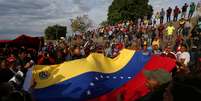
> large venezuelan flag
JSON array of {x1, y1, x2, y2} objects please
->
[{"x1": 33, "y1": 49, "x2": 176, "y2": 101}]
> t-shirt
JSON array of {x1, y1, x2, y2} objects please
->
[
  {"x1": 182, "y1": 5, "x2": 188, "y2": 12},
  {"x1": 189, "y1": 4, "x2": 195, "y2": 12},
  {"x1": 174, "y1": 8, "x2": 180, "y2": 15},
  {"x1": 166, "y1": 26, "x2": 175, "y2": 35},
  {"x1": 179, "y1": 52, "x2": 190, "y2": 66},
  {"x1": 160, "y1": 10, "x2": 165, "y2": 17},
  {"x1": 167, "y1": 8, "x2": 172, "y2": 15}
]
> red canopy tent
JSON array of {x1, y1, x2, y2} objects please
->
[
  {"x1": 0, "y1": 40, "x2": 12, "y2": 44},
  {"x1": 0, "y1": 34, "x2": 44, "y2": 49}
]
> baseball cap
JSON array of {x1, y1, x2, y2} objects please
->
[{"x1": 6, "y1": 56, "x2": 16, "y2": 63}]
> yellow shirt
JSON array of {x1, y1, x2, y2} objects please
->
[
  {"x1": 144, "y1": 20, "x2": 148, "y2": 25},
  {"x1": 166, "y1": 26, "x2": 175, "y2": 35},
  {"x1": 155, "y1": 14, "x2": 160, "y2": 19}
]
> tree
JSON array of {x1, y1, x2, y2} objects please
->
[
  {"x1": 99, "y1": 20, "x2": 109, "y2": 27},
  {"x1": 107, "y1": 0, "x2": 153, "y2": 24},
  {"x1": 71, "y1": 15, "x2": 92, "y2": 32},
  {"x1": 45, "y1": 25, "x2": 67, "y2": 40}
]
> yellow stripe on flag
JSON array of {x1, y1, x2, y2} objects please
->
[{"x1": 33, "y1": 49, "x2": 135, "y2": 88}]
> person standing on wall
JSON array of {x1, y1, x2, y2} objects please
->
[
  {"x1": 188, "y1": 2, "x2": 196, "y2": 19},
  {"x1": 160, "y1": 8, "x2": 165, "y2": 24},
  {"x1": 181, "y1": 3, "x2": 188, "y2": 18},
  {"x1": 166, "y1": 7, "x2": 172, "y2": 22},
  {"x1": 173, "y1": 6, "x2": 181, "y2": 21}
]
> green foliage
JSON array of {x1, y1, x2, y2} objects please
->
[
  {"x1": 107, "y1": 0, "x2": 153, "y2": 24},
  {"x1": 45, "y1": 25, "x2": 67, "y2": 40},
  {"x1": 100, "y1": 20, "x2": 109, "y2": 27},
  {"x1": 71, "y1": 15, "x2": 92, "y2": 32}
]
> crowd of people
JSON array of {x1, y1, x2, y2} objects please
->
[{"x1": 0, "y1": 2, "x2": 201, "y2": 101}]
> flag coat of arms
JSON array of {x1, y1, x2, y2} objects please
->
[{"x1": 32, "y1": 49, "x2": 176, "y2": 101}]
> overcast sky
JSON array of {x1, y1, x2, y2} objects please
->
[{"x1": 0, "y1": 0, "x2": 199, "y2": 39}]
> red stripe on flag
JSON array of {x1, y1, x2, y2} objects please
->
[{"x1": 89, "y1": 55, "x2": 176, "y2": 101}]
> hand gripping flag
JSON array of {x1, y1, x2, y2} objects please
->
[{"x1": 32, "y1": 49, "x2": 176, "y2": 101}]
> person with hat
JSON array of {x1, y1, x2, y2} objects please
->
[
  {"x1": 0, "y1": 54, "x2": 26, "y2": 90},
  {"x1": 177, "y1": 18, "x2": 186, "y2": 37},
  {"x1": 6, "y1": 55, "x2": 19, "y2": 73},
  {"x1": 0, "y1": 58, "x2": 16, "y2": 83},
  {"x1": 152, "y1": 44, "x2": 161, "y2": 55},
  {"x1": 179, "y1": 18, "x2": 186, "y2": 25},
  {"x1": 152, "y1": 37, "x2": 161, "y2": 55}
]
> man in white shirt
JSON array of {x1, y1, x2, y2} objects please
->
[{"x1": 178, "y1": 44, "x2": 190, "y2": 67}]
